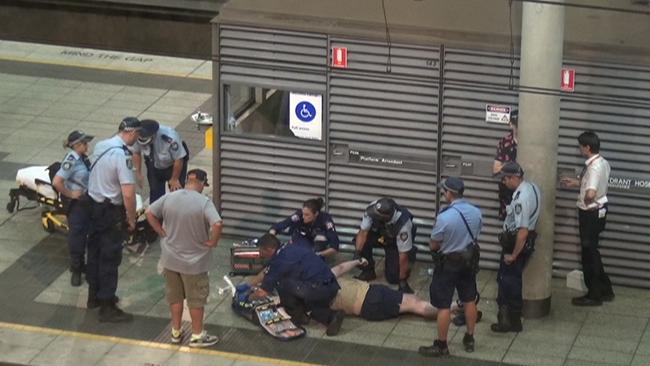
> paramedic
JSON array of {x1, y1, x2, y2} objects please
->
[{"x1": 269, "y1": 197, "x2": 340, "y2": 258}]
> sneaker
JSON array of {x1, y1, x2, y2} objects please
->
[
  {"x1": 326, "y1": 310, "x2": 345, "y2": 337},
  {"x1": 171, "y1": 329, "x2": 182, "y2": 344},
  {"x1": 418, "y1": 340, "x2": 450, "y2": 357},
  {"x1": 189, "y1": 332, "x2": 219, "y2": 348},
  {"x1": 462, "y1": 333, "x2": 475, "y2": 352}
]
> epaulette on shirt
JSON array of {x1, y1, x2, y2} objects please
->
[{"x1": 161, "y1": 134, "x2": 173, "y2": 143}]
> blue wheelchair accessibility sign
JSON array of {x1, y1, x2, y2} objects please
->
[{"x1": 295, "y1": 101, "x2": 316, "y2": 122}]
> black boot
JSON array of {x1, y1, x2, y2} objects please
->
[
  {"x1": 70, "y1": 270, "x2": 82, "y2": 287},
  {"x1": 490, "y1": 305, "x2": 512, "y2": 333},
  {"x1": 418, "y1": 340, "x2": 450, "y2": 357},
  {"x1": 510, "y1": 310, "x2": 523, "y2": 332},
  {"x1": 354, "y1": 268, "x2": 377, "y2": 281},
  {"x1": 98, "y1": 300, "x2": 133, "y2": 323},
  {"x1": 398, "y1": 280, "x2": 414, "y2": 294},
  {"x1": 87, "y1": 288, "x2": 120, "y2": 309}
]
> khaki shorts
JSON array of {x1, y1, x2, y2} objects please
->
[{"x1": 163, "y1": 269, "x2": 210, "y2": 308}]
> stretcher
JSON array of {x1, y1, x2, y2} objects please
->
[
  {"x1": 6, "y1": 163, "x2": 156, "y2": 246},
  {"x1": 223, "y1": 276, "x2": 305, "y2": 341}
]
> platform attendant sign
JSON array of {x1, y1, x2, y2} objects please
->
[{"x1": 289, "y1": 92, "x2": 322, "y2": 140}]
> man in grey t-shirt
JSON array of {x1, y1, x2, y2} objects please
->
[{"x1": 146, "y1": 168, "x2": 223, "y2": 348}]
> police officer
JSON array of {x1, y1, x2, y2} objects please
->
[
  {"x1": 419, "y1": 177, "x2": 481, "y2": 357},
  {"x1": 86, "y1": 117, "x2": 141, "y2": 323},
  {"x1": 353, "y1": 197, "x2": 416, "y2": 294},
  {"x1": 132, "y1": 119, "x2": 188, "y2": 203},
  {"x1": 491, "y1": 162, "x2": 540, "y2": 333},
  {"x1": 269, "y1": 197, "x2": 340, "y2": 258},
  {"x1": 251, "y1": 234, "x2": 345, "y2": 337},
  {"x1": 52, "y1": 130, "x2": 94, "y2": 287}
]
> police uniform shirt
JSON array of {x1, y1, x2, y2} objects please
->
[
  {"x1": 260, "y1": 238, "x2": 337, "y2": 293},
  {"x1": 430, "y1": 199, "x2": 482, "y2": 254},
  {"x1": 88, "y1": 135, "x2": 135, "y2": 205},
  {"x1": 359, "y1": 205, "x2": 414, "y2": 253},
  {"x1": 55, "y1": 150, "x2": 90, "y2": 192},
  {"x1": 503, "y1": 180, "x2": 541, "y2": 232},
  {"x1": 131, "y1": 125, "x2": 187, "y2": 169},
  {"x1": 577, "y1": 154, "x2": 610, "y2": 211},
  {"x1": 272, "y1": 210, "x2": 340, "y2": 250}
]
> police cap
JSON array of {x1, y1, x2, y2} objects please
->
[
  {"x1": 138, "y1": 119, "x2": 160, "y2": 144},
  {"x1": 66, "y1": 130, "x2": 94, "y2": 148},
  {"x1": 118, "y1": 117, "x2": 141, "y2": 132},
  {"x1": 439, "y1": 176, "x2": 465, "y2": 195},
  {"x1": 497, "y1": 162, "x2": 524, "y2": 178},
  {"x1": 366, "y1": 197, "x2": 396, "y2": 223}
]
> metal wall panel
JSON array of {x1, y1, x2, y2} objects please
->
[
  {"x1": 220, "y1": 136, "x2": 327, "y2": 238},
  {"x1": 218, "y1": 25, "x2": 328, "y2": 239},
  {"x1": 328, "y1": 59, "x2": 439, "y2": 253},
  {"x1": 441, "y1": 48, "x2": 520, "y2": 269},
  {"x1": 555, "y1": 59, "x2": 650, "y2": 287}
]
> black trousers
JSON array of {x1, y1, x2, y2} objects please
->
[
  {"x1": 578, "y1": 207, "x2": 613, "y2": 300},
  {"x1": 87, "y1": 202, "x2": 125, "y2": 300},
  {"x1": 277, "y1": 278, "x2": 339, "y2": 325},
  {"x1": 359, "y1": 230, "x2": 416, "y2": 284}
]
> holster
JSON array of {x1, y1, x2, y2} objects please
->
[
  {"x1": 441, "y1": 244, "x2": 480, "y2": 274},
  {"x1": 498, "y1": 230, "x2": 537, "y2": 255}
]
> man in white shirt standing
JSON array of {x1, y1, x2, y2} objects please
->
[{"x1": 561, "y1": 131, "x2": 614, "y2": 306}]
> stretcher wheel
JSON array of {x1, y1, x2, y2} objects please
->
[
  {"x1": 6, "y1": 200, "x2": 16, "y2": 213},
  {"x1": 42, "y1": 217, "x2": 55, "y2": 233}
]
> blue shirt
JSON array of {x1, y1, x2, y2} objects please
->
[
  {"x1": 131, "y1": 125, "x2": 186, "y2": 169},
  {"x1": 261, "y1": 238, "x2": 337, "y2": 293},
  {"x1": 88, "y1": 135, "x2": 135, "y2": 205},
  {"x1": 504, "y1": 180, "x2": 541, "y2": 232},
  {"x1": 55, "y1": 150, "x2": 90, "y2": 192},
  {"x1": 271, "y1": 210, "x2": 340, "y2": 251},
  {"x1": 430, "y1": 199, "x2": 482, "y2": 254}
]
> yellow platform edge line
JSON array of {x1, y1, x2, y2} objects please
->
[
  {"x1": 0, "y1": 321, "x2": 318, "y2": 366},
  {"x1": 0, "y1": 55, "x2": 211, "y2": 80}
]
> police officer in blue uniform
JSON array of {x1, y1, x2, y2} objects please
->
[
  {"x1": 52, "y1": 130, "x2": 94, "y2": 287},
  {"x1": 252, "y1": 234, "x2": 345, "y2": 336},
  {"x1": 491, "y1": 162, "x2": 541, "y2": 333},
  {"x1": 420, "y1": 177, "x2": 481, "y2": 357},
  {"x1": 353, "y1": 197, "x2": 417, "y2": 294},
  {"x1": 131, "y1": 119, "x2": 188, "y2": 203},
  {"x1": 86, "y1": 117, "x2": 141, "y2": 323},
  {"x1": 269, "y1": 197, "x2": 340, "y2": 258}
]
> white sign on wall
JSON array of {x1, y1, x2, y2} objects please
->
[
  {"x1": 485, "y1": 104, "x2": 512, "y2": 124},
  {"x1": 289, "y1": 92, "x2": 322, "y2": 140}
]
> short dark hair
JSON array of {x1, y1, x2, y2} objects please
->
[
  {"x1": 578, "y1": 131, "x2": 600, "y2": 153},
  {"x1": 303, "y1": 197, "x2": 324, "y2": 214},
  {"x1": 259, "y1": 233, "x2": 281, "y2": 251},
  {"x1": 510, "y1": 109, "x2": 518, "y2": 127}
]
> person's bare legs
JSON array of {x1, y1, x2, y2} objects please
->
[
  {"x1": 437, "y1": 308, "x2": 451, "y2": 341},
  {"x1": 399, "y1": 293, "x2": 437, "y2": 319},
  {"x1": 189, "y1": 307, "x2": 205, "y2": 335},
  {"x1": 170, "y1": 302, "x2": 183, "y2": 330}
]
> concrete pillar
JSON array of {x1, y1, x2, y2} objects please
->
[{"x1": 518, "y1": 0, "x2": 565, "y2": 318}]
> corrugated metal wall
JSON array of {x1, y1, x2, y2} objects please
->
[
  {"x1": 441, "y1": 48, "x2": 520, "y2": 269},
  {"x1": 218, "y1": 25, "x2": 328, "y2": 238},
  {"x1": 216, "y1": 25, "x2": 650, "y2": 287},
  {"x1": 554, "y1": 60, "x2": 650, "y2": 288},
  {"x1": 327, "y1": 39, "x2": 440, "y2": 252}
]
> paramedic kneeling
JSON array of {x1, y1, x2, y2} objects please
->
[
  {"x1": 52, "y1": 130, "x2": 94, "y2": 287},
  {"x1": 86, "y1": 117, "x2": 140, "y2": 323},
  {"x1": 251, "y1": 234, "x2": 345, "y2": 336}
]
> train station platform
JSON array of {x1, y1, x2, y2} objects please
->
[{"x1": 1, "y1": 41, "x2": 650, "y2": 366}]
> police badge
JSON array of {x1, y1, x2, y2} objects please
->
[
  {"x1": 399, "y1": 232, "x2": 409, "y2": 241},
  {"x1": 62, "y1": 161, "x2": 72, "y2": 170},
  {"x1": 126, "y1": 157, "x2": 134, "y2": 170},
  {"x1": 515, "y1": 203, "x2": 522, "y2": 215}
]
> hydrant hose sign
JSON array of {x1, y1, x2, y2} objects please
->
[
  {"x1": 485, "y1": 104, "x2": 512, "y2": 124},
  {"x1": 289, "y1": 92, "x2": 322, "y2": 141}
]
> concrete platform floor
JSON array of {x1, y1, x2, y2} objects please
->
[{"x1": 1, "y1": 41, "x2": 650, "y2": 366}]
